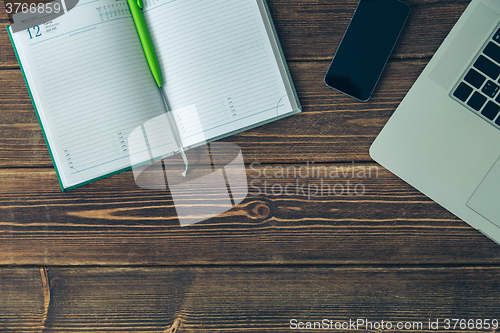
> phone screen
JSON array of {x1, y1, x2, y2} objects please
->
[{"x1": 324, "y1": 0, "x2": 410, "y2": 101}]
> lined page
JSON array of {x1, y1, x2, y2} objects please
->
[
  {"x1": 143, "y1": 0, "x2": 295, "y2": 147},
  {"x1": 11, "y1": 0, "x2": 170, "y2": 189}
]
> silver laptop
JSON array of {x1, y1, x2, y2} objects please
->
[{"x1": 370, "y1": 0, "x2": 500, "y2": 244}]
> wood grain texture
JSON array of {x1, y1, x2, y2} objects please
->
[
  {"x1": 2, "y1": 0, "x2": 500, "y2": 330},
  {"x1": 267, "y1": 0, "x2": 468, "y2": 60},
  {"x1": 0, "y1": 59, "x2": 429, "y2": 167},
  {"x1": 3, "y1": 266, "x2": 499, "y2": 332},
  {"x1": 0, "y1": 6, "x2": 7, "y2": 21},
  {"x1": 2, "y1": 164, "x2": 500, "y2": 265},
  {"x1": 0, "y1": 0, "x2": 468, "y2": 68},
  {"x1": 0, "y1": 268, "x2": 46, "y2": 331}
]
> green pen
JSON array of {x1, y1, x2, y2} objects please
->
[
  {"x1": 128, "y1": 0, "x2": 189, "y2": 176},
  {"x1": 127, "y1": 0, "x2": 163, "y2": 87}
]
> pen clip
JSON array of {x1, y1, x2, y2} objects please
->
[{"x1": 137, "y1": 0, "x2": 143, "y2": 9}]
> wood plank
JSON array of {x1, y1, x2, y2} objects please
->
[
  {"x1": 0, "y1": 4, "x2": 8, "y2": 21},
  {"x1": 267, "y1": 0, "x2": 468, "y2": 60},
  {"x1": 0, "y1": 59, "x2": 429, "y2": 167},
  {"x1": 0, "y1": 68, "x2": 50, "y2": 168},
  {"x1": 0, "y1": 0, "x2": 469, "y2": 68},
  {"x1": 0, "y1": 22, "x2": 16, "y2": 68},
  {"x1": 16, "y1": 266, "x2": 500, "y2": 332},
  {"x1": 0, "y1": 268, "x2": 45, "y2": 331},
  {"x1": 2, "y1": 164, "x2": 500, "y2": 266}
]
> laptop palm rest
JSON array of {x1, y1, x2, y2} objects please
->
[{"x1": 467, "y1": 155, "x2": 500, "y2": 226}]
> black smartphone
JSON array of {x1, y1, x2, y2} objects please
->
[{"x1": 324, "y1": 0, "x2": 410, "y2": 102}]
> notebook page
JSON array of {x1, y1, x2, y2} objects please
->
[
  {"x1": 11, "y1": 0, "x2": 173, "y2": 189},
  {"x1": 143, "y1": 0, "x2": 295, "y2": 147}
]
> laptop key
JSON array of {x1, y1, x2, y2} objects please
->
[
  {"x1": 481, "y1": 80, "x2": 500, "y2": 98},
  {"x1": 452, "y1": 27, "x2": 500, "y2": 127},
  {"x1": 494, "y1": 28, "x2": 500, "y2": 43},
  {"x1": 467, "y1": 91, "x2": 487, "y2": 111},
  {"x1": 453, "y1": 82, "x2": 473, "y2": 102},
  {"x1": 474, "y1": 55, "x2": 500, "y2": 80},
  {"x1": 464, "y1": 68, "x2": 486, "y2": 88},
  {"x1": 481, "y1": 101, "x2": 500, "y2": 121},
  {"x1": 484, "y1": 42, "x2": 500, "y2": 64}
]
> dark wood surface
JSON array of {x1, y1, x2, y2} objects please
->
[{"x1": 2, "y1": 0, "x2": 500, "y2": 331}]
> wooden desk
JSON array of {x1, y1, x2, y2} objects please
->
[{"x1": 2, "y1": 0, "x2": 500, "y2": 331}]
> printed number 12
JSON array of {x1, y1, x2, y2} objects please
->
[{"x1": 27, "y1": 26, "x2": 42, "y2": 39}]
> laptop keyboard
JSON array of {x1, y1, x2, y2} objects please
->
[{"x1": 452, "y1": 27, "x2": 500, "y2": 128}]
